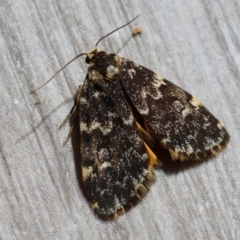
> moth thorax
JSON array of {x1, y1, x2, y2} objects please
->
[{"x1": 87, "y1": 49, "x2": 121, "y2": 80}]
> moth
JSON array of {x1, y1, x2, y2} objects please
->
[{"x1": 34, "y1": 16, "x2": 229, "y2": 220}]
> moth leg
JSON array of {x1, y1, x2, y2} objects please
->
[
  {"x1": 104, "y1": 76, "x2": 119, "y2": 84},
  {"x1": 60, "y1": 85, "x2": 82, "y2": 144},
  {"x1": 135, "y1": 121, "x2": 162, "y2": 167}
]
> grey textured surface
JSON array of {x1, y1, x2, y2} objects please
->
[{"x1": 0, "y1": 0, "x2": 239, "y2": 239}]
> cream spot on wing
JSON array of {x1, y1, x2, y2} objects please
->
[
  {"x1": 82, "y1": 166, "x2": 93, "y2": 181},
  {"x1": 91, "y1": 202, "x2": 99, "y2": 210},
  {"x1": 128, "y1": 68, "x2": 136, "y2": 79},
  {"x1": 204, "y1": 136, "x2": 224, "y2": 151},
  {"x1": 106, "y1": 65, "x2": 119, "y2": 78},
  {"x1": 133, "y1": 169, "x2": 149, "y2": 193},
  {"x1": 140, "y1": 74, "x2": 164, "y2": 100},
  {"x1": 169, "y1": 142, "x2": 194, "y2": 160},
  {"x1": 161, "y1": 138, "x2": 170, "y2": 148},
  {"x1": 141, "y1": 90, "x2": 147, "y2": 98},
  {"x1": 108, "y1": 111, "x2": 117, "y2": 118},
  {"x1": 89, "y1": 121, "x2": 100, "y2": 132},
  {"x1": 169, "y1": 149, "x2": 180, "y2": 160},
  {"x1": 172, "y1": 100, "x2": 184, "y2": 112},
  {"x1": 190, "y1": 96, "x2": 202, "y2": 108},
  {"x1": 182, "y1": 108, "x2": 191, "y2": 117},
  {"x1": 99, "y1": 161, "x2": 111, "y2": 170},
  {"x1": 145, "y1": 88, "x2": 163, "y2": 100},
  {"x1": 217, "y1": 122, "x2": 224, "y2": 129},
  {"x1": 80, "y1": 120, "x2": 112, "y2": 135},
  {"x1": 186, "y1": 143, "x2": 194, "y2": 154},
  {"x1": 152, "y1": 74, "x2": 165, "y2": 87},
  {"x1": 142, "y1": 168, "x2": 149, "y2": 177},
  {"x1": 153, "y1": 91, "x2": 163, "y2": 99},
  {"x1": 113, "y1": 196, "x2": 122, "y2": 211},
  {"x1": 93, "y1": 91, "x2": 100, "y2": 98},
  {"x1": 132, "y1": 62, "x2": 140, "y2": 68},
  {"x1": 135, "y1": 183, "x2": 147, "y2": 197},
  {"x1": 80, "y1": 97, "x2": 89, "y2": 105},
  {"x1": 122, "y1": 114, "x2": 134, "y2": 125},
  {"x1": 132, "y1": 178, "x2": 139, "y2": 189},
  {"x1": 98, "y1": 148, "x2": 110, "y2": 160},
  {"x1": 80, "y1": 121, "x2": 88, "y2": 131},
  {"x1": 203, "y1": 122, "x2": 211, "y2": 128},
  {"x1": 90, "y1": 121, "x2": 112, "y2": 135},
  {"x1": 136, "y1": 106, "x2": 149, "y2": 115},
  {"x1": 142, "y1": 153, "x2": 148, "y2": 160},
  {"x1": 162, "y1": 138, "x2": 170, "y2": 144}
]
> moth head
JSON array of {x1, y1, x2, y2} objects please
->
[{"x1": 86, "y1": 48, "x2": 121, "y2": 79}]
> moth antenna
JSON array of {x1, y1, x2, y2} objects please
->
[
  {"x1": 31, "y1": 14, "x2": 141, "y2": 93},
  {"x1": 95, "y1": 14, "x2": 141, "y2": 47},
  {"x1": 31, "y1": 52, "x2": 87, "y2": 93}
]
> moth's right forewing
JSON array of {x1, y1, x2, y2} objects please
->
[{"x1": 120, "y1": 59, "x2": 229, "y2": 161}]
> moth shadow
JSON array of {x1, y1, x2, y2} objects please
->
[
  {"x1": 70, "y1": 114, "x2": 89, "y2": 200},
  {"x1": 16, "y1": 98, "x2": 73, "y2": 144},
  {"x1": 153, "y1": 145, "x2": 211, "y2": 174}
]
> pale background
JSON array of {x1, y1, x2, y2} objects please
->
[{"x1": 0, "y1": 0, "x2": 239, "y2": 239}]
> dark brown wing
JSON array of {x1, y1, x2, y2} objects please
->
[
  {"x1": 79, "y1": 75, "x2": 154, "y2": 220},
  {"x1": 120, "y1": 59, "x2": 229, "y2": 161}
]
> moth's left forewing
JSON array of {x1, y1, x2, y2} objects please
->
[
  {"x1": 78, "y1": 74, "x2": 155, "y2": 220},
  {"x1": 120, "y1": 59, "x2": 229, "y2": 161}
]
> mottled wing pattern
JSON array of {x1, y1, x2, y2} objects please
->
[
  {"x1": 120, "y1": 59, "x2": 229, "y2": 161},
  {"x1": 79, "y1": 75, "x2": 154, "y2": 220}
]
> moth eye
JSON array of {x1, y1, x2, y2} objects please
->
[{"x1": 86, "y1": 56, "x2": 90, "y2": 64}]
